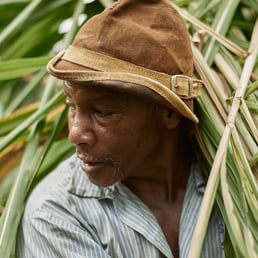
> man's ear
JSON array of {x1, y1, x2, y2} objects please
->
[{"x1": 162, "y1": 109, "x2": 182, "y2": 129}]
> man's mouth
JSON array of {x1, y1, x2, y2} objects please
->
[
  {"x1": 80, "y1": 159, "x2": 102, "y2": 174},
  {"x1": 77, "y1": 154, "x2": 115, "y2": 174}
]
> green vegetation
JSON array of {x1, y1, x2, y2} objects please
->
[{"x1": 0, "y1": 0, "x2": 257, "y2": 257}]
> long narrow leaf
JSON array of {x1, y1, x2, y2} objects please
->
[
  {"x1": 188, "y1": 18, "x2": 258, "y2": 258},
  {"x1": 0, "y1": 57, "x2": 50, "y2": 80},
  {"x1": 0, "y1": 120, "x2": 44, "y2": 257},
  {"x1": 0, "y1": 0, "x2": 41, "y2": 46},
  {"x1": 0, "y1": 90, "x2": 64, "y2": 151}
]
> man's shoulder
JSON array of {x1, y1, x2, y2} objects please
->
[{"x1": 24, "y1": 155, "x2": 80, "y2": 218}]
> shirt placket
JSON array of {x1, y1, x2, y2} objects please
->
[{"x1": 114, "y1": 186, "x2": 173, "y2": 258}]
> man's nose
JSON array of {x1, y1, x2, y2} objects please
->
[{"x1": 68, "y1": 114, "x2": 96, "y2": 146}]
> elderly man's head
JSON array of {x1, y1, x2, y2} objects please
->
[{"x1": 48, "y1": 0, "x2": 202, "y2": 123}]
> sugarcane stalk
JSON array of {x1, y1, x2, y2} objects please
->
[
  {"x1": 169, "y1": 1, "x2": 248, "y2": 59},
  {"x1": 187, "y1": 18, "x2": 258, "y2": 258}
]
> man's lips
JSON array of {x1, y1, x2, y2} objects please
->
[
  {"x1": 77, "y1": 154, "x2": 114, "y2": 172},
  {"x1": 81, "y1": 160, "x2": 102, "y2": 169},
  {"x1": 81, "y1": 160, "x2": 104, "y2": 167},
  {"x1": 78, "y1": 155, "x2": 106, "y2": 164}
]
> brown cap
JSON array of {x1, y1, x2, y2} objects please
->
[{"x1": 47, "y1": 0, "x2": 202, "y2": 122}]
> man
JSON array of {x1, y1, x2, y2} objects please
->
[{"x1": 16, "y1": 0, "x2": 225, "y2": 257}]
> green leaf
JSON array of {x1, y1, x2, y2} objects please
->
[
  {"x1": 0, "y1": 0, "x2": 41, "y2": 46},
  {"x1": 0, "y1": 90, "x2": 64, "y2": 152},
  {"x1": 0, "y1": 57, "x2": 50, "y2": 80},
  {"x1": 203, "y1": 0, "x2": 240, "y2": 65}
]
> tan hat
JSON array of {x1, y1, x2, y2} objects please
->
[{"x1": 47, "y1": 0, "x2": 202, "y2": 122}]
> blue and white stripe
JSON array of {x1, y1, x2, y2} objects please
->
[{"x1": 16, "y1": 155, "x2": 224, "y2": 258}]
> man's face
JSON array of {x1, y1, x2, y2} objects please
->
[{"x1": 64, "y1": 82, "x2": 166, "y2": 186}]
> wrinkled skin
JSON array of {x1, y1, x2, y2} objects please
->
[
  {"x1": 64, "y1": 81, "x2": 173, "y2": 186},
  {"x1": 64, "y1": 81, "x2": 192, "y2": 257}
]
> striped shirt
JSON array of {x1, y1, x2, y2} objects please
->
[{"x1": 16, "y1": 155, "x2": 224, "y2": 258}]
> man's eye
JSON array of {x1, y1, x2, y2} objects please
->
[
  {"x1": 94, "y1": 109, "x2": 113, "y2": 117},
  {"x1": 64, "y1": 101, "x2": 75, "y2": 111}
]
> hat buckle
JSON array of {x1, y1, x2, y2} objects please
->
[{"x1": 171, "y1": 75, "x2": 202, "y2": 99}]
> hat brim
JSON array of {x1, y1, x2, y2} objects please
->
[{"x1": 47, "y1": 47, "x2": 201, "y2": 123}]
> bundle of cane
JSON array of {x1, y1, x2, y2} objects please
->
[{"x1": 172, "y1": 4, "x2": 258, "y2": 257}]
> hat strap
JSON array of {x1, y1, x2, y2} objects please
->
[{"x1": 61, "y1": 45, "x2": 202, "y2": 100}]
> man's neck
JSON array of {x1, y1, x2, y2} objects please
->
[{"x1": 122, "y1": 157, "x2": 191, "y2": 204}]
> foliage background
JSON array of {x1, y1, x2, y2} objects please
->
[{"x1": 0, "y1": 0, "x2": 257, "y2": 257}]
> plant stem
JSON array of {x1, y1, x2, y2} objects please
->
[{"x1": 0, "y1": 0, "x2": 41, "y2": 46}]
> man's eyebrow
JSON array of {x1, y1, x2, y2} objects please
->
[
  {"x1": 63, "y1": 82, "x2": 87, "y2": 95},
  {"x1": 63, "y1": 81, "x2": 71, "y2": 88},
  {"x1": 63, "y1": 86, "x2": 71, "y2": 97}
]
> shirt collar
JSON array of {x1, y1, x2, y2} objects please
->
[
  {"x1": 67, "y1": 155, "x2": 206, "y2": 199},
  {"x1": 191, "y1": 161, "x2": 207, "y2": 193}
]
